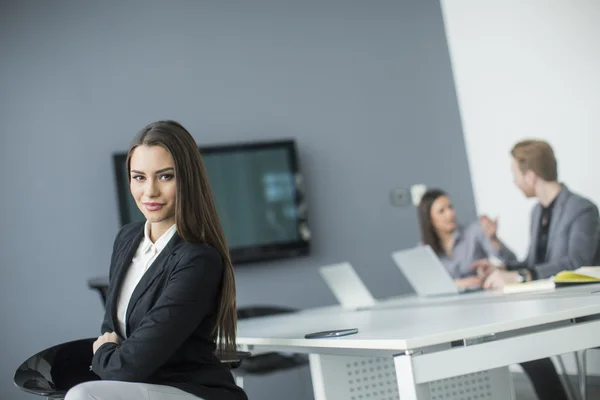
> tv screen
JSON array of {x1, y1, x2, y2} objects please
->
[{"x1": 113, "y1": 139, "x2": 310, "y2": 265}]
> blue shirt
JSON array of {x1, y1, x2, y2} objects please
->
[{"x1": 438, "y1": 222, "x2": 517, "y2": 279}]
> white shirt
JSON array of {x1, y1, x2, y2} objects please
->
[{"x1": 115, "y1": 222, "x2": 178, "y2": 337}]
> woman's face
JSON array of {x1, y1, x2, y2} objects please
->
[
  {"x1": 430, "y1": 195, "x2": 457, "y2": 234},
  {"x1": 129, "y1": 145, "x2": 177, "y2": 228}
]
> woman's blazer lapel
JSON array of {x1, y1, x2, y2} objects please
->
[
  {"x1": 123, "y1": 234, "x2": 182, "y2": 337},
  {"x1": 109, "y1": 227, "x2": 144, "y2": 338}
]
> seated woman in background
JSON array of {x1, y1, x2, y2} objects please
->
[
  {"x1": 419, "y1": 188, "x2": 569, "y2": 400},
  {"x1": 417, "y1": 189, "x2": 517, "y2": 289}
]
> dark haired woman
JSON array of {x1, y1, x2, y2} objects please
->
[
  {"x1": 417, "y1": 189, "x2": 516, "y2": 289},
  {"x1": 66, "y1": 121, "x2": 247, "y2": 400}
]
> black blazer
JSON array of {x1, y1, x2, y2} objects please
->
[{"x1": 91, "y1": 222, "x2": 247, "y2": 400}]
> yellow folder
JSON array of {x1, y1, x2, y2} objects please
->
[
  {"x1": 554, "y1": 267, "x2": 600, "y2": 283},
  {"x1": 503, "y1": 266, "x2": 600, "y2": 294}
]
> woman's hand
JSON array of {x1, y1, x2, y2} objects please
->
[
  {"x1": 455, "y1": 275, "x2": 483, "y2": 290},
  {"x1": 472, "y1": 258, "x2": 498, "y2": 279},
  {"x1": 93, "y1": 332, "x2": 120, "y2": 354},
  {"x1": 483, "y1": 269, "x2": 521, "y2": 290}
]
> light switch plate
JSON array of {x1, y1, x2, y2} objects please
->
[{"x1": 390, "y1": 188, "x2": 410, "y2": 207}]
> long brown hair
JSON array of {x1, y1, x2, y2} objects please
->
[
  {"x1": 417, "y1": 189, "x2": 447, "y2": 255},
  {"x1": 126, "y1": 120, "x2": 237, "y2": 353}
]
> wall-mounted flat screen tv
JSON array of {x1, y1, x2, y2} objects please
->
[{"x1": 113, "y1": 139, "x2": 310, "y2": 265}]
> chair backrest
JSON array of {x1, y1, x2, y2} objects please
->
[
  {"x1": 237, "y1": 305, "x2": 296, "y2": 320},
  {"x1": 87, "y1": 277, "x2": 109, "y2": 306}
]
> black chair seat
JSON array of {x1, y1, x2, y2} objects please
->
[
  {"x1": 14, "y1": 338, "x2": 100, "y2": 398},
  {"x1": 235, "y1": 352, "x2": 308, "y2": 375},
  {"x1": 15, "y1": 338, "x2": 250, "y2": 398}
]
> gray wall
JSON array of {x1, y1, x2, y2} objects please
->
[{"x1": 0, "y1": 1, "x2": 476, "y2": 399}]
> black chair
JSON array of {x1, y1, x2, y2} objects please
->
[
  {"x1": 87, "y1": 277, "x2": 109, "y2": 306},
  {"x1": 14, "y1": 338, "x2": 250, "y2": 399},
  {"x1": 14, "y1": 338, "x2": 100, "y2": 399},
  {"x1": 233, "y1": 306, "x2": 309, "y2": 388}
]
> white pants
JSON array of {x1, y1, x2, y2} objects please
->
[{"x1": 65, "y1": 381, "x2": 203, "y2": 400}]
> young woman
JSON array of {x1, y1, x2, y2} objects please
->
[
  {"x1": 66, "y1": 121, "x2": 247, "y2": 400},
  {"x1": 417, "y1": 189, "x2": 517, "y2": 289}
]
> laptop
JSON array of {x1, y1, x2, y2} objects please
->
[
  {"x1": 391, "y1": 245, "x2": 482, "y2": 297},
  {"x1": 319, "y1": 263, "x2": 377, "y2": 310},
  {"x1": 319, "y1": 262, "x2": 413, "y2": 310}
]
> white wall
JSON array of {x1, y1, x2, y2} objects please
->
[
  {"x1": 440, "y1": 0, "x2": 600, "y2": 375},
  {"x1": 440, "y1": 0, "x2": 600, "y2": 259}
]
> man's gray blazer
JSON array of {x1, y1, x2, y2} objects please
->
[{"x1": 513, "y1": 185, "x2": 600, "y2": 278}]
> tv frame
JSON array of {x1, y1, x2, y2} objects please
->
[{"x1": 113, "y1": 139, "x2": 310, "y2": 265}]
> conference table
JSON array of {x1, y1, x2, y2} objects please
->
[{"x1": 236, "y1": 284, "x2": 600, "y2": 400}]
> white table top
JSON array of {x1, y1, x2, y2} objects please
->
[
  {"x1": 237, "y1": 286, "x2": 600, "y2": 352},
  {"x1": 373, "y1": 282, "x2": 600, "y2": 308}
]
